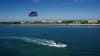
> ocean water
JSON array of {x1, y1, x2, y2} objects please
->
[{"x1": 0, "y1": 24, "x2": 100, "y2": 56}]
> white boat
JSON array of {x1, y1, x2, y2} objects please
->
[{"x1": 49, "y1": 42, "x2": 67, "y2": 48}]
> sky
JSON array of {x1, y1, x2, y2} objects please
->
[{"x1": 0, "y1": 0, "x2": 100, "y2": 21}]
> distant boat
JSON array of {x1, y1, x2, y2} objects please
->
[
  {"x1": 49, "y1": 42, "x2": 67, "y2": 48},
  {"x1": 55, "y1": 42, "x2": 67, "y2": 48}
]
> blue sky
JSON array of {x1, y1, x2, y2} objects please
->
[{"x1": 0, "y1": 0, "x2": 100, "y2": 21}]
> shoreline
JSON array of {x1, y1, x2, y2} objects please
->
[
  {"x1": 66, "y1": 24, "x2": 100, "y2": 25},
  {"x1": 0, "y1": 24, "x2": 100, "y2": 25}
]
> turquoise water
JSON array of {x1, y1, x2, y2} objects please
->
[{"x1": 0, "y1": 25, "x2": 100, "y2": 56}]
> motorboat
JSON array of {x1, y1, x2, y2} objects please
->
[{"x1": 49, "y1": 42, "x2": 67, "y2": 48}]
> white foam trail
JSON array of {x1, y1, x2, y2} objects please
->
[{"x1": 0, "y1": 37, "x2": 67, "y2": 48}]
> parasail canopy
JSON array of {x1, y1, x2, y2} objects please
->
[{"x1": 29, "y1": 11, "x2": 38, "y2": 17}]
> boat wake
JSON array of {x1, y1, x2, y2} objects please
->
[{"x1": 0, "y1": 37, "x2": 67, "y2": 48}]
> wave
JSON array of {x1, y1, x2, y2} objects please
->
[{"x1": 0, "y1": 37, "x2": 67, "y2": 48}]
